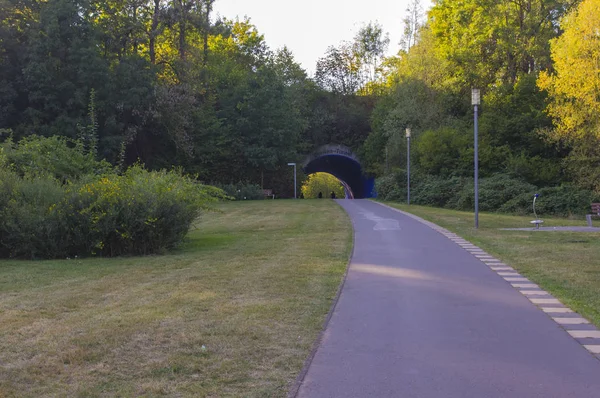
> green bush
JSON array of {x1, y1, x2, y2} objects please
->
[
  {"x1": 375, "y1": 172, "x2": 406, "y2": 201},
  {"x1": 1, "y1": 135, "x2": 112, "y2": 181},
  {"x1": 301, "y1": 173, "x2": 345, "y2": 199},
  {"x1": 412, "y1": 174, "x2": 466, "y2": 208},
  {"x1": 375, "y1": 168, "x2": 598, "y2": 217},
  {"x1": 0, "y1": 170, "x2": 67, "y2": 258},
  {"x1": 500, "y1": 185, "x2": 600, "y2": 217},
  {"x1": 217, "y1": 182, "x2": 264, "y2": 200},
  {"x1": 0, "y1": 165, "x2": 225, "y2": 259},
  {"x1": 442, "y1": 174, "x2": 536, "y2": 212}
]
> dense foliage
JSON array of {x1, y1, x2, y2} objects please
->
[
  {"x1": 376, "y1": 173, "x2": 599, "y2": 216},
  {"x1": 1, "y1": 0, "x2": 599, "y2": 216},
  {"x1": 301, "y1": 173, "x2": 345, "y2": 199},
  {"x1": 0, "y1": 0, "x2": 376, "y2": 197},
  {"x1": 366, "y1": 0, "x2": 600, "y2": 214},
  {"x1": 0, "y1": 136, "x2": 224, "y2": 259}
]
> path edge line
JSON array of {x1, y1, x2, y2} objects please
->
[{"x1": 287, "y1": 200, "x2": 356, "y2": 398}]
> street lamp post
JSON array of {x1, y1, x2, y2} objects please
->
[
  {"x1": 472, "y1": 88, "x2": 480, "y2": 229},
  {"x1": 405, "y1": 127, "x2": 411, "y2": 205},
  {"x1": 287, "y1": 162, "x2": 297, "y2": 199}
]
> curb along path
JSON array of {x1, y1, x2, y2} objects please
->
[{"x1": 295, "y1": 200, "x2": 600, "y2": 398}]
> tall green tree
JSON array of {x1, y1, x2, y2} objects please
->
[{"x1": 429, "y1": 0, "x2": 572, "y2": 88}]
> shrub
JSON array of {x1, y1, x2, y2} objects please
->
[
  {"x1": 412, "y1": 174, "x2": 466, "y2": 208},
  {"x1": 501, "y1": 185, "x2": 600, "y2": 217},
  {"x1": 0, "y1": 165, "x2": 225, "y2": 259},
  {"x1": 0, "y1": 170, "x2": 67, "y2": 258},
  {"x1": 217, "y1": 182, "x2": 264, "y2": 200},
  {"x1": 444, "y1": 174, "x2": 535, "y2": 211},
  {"x1": 478, "y1": 174, "x2": 536, "y2": 212},
  {"x1": 1, "y1": 135, "x2": 112, "y2": 181},
  {"x1": 374, "y1": 169, "x2": 598, "y2": 217},
  {"x1": 375, "y1": 172, "x2": 406, "y2": 201},
  {"x1": 302, "y1": 173, "x2": 345, "y2": 199}
]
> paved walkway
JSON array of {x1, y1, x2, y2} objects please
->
[{"x1": 296, "y1": 200, "x2": 600, "y2": 398}]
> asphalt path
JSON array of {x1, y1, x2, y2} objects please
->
[{"x1": 296, "y1": 199, "x2": 600, "y2": 398}]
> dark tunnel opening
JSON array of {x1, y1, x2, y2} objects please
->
[{"x1": 304, "y1": 154, "x2": 368, "y2": 199}]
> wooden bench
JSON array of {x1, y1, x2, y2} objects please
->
[
  {"x1": 263, "y1": 189, "x2": 275, "y2": 199},
  {"x1": 586, "y1": 203, "x2": 600, "y2": 227}
]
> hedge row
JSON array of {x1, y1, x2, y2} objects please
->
[{"x1": 376, "y1": 172, "x2": 600, "y2": 217}]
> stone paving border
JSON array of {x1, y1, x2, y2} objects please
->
[{"x1": 376, "y1": 202, "x2": 600, "y2": 361}]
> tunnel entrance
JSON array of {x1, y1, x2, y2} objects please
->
[{"x1": 303, "y1": 145, "x2": 374, "y2": 199}]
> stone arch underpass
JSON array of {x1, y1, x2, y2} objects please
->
[{"x1": 303, "y1": 145, "x2": 374, "y2": 199}]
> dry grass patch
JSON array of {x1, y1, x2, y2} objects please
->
[
  {"x1": 0, "y1": 200, "x2": 351, "y2": 397},
  {"x1": 384, "y1": 202, "x2": 600, "y2": 327}
]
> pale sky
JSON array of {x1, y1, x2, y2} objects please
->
[{"x1": 213, "y1": 0, "x2": 426, "y2": 76}]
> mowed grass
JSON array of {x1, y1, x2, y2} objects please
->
[
  {"x1": 0, "y1": 200, "x2": 351, "y2": 397},
  {"x1": 383, "y1": 202, "x2": 600, "y2": 327}
]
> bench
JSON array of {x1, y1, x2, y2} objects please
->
[
  {"x1": 263, "y1": 189, "x2": 275, "y2": 199},
  {"x1": 586, "y1": 203, "x2": 600, "y2": 227}
]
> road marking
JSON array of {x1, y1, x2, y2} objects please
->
[
  {"x1": 498, "y1": 272, "x2": 521, "y2": 276},
  {"x1": 569, "y1": 331, "x2": 600, "y2": 338},
  {"x1": 493, "y1": 267, "x2": 515, "y2": 271},
  {"x1": 482, "y1": 259, "x2": 502, "y2": 263},
  {"x1": 504, "y1": 277, "x2": 529, "y2": 282},
  {"x1": 530, "y1": 298, "x2": 561, "y2": 304},
  {"x1": 541, "y1": 307, "x2": 573, "y2": 313},
  {"x1": 583, "y1": 345, "x2": 600, "y2": 354},
  {"x1": 553, "y1": 317, "x2": 590, "y2": 325}
]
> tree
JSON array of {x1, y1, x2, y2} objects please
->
[
  {"x1": 400, "y1": 0, "x2": 424, "y2": 51},
  {"x1": 538, "y1": 0, "x2": 600, "y2": 142},
  {"x1": 538, "y1": 0, "x2": 600, "y2": 192},
  {"x1": 353, "y1": 22, "x2": 390, "y2": 90},
  {"x1": 429, "y1": 0, "x2": 571, "y2": 88},
  {"x1": 315, "y1": 42, "x2": 361, "y2": 95},
  {"x1": 21, "y1": 0, "x2": 109, "y2": 138}
]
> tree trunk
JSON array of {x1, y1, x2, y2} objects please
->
[
  {"x1": 203, "y1": 0, "x2": 212, "y2": 67},
  {"x1": 132, "y1": 4, "x2": 138, "y2": 54},
  {"x1": 149, "y1": 0, "x2": 160, "y2": 64},
  {"x1": 177, "y1": 0, "x2": 186, "y2": 61}
]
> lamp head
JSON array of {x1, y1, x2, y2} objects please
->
[{"x1": 471, "y1": 88, "x2": 481, "y2": 106}]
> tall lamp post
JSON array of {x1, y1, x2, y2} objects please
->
[
  {"x1": 405, "y1": 127, "x2": 411, "y2": 205},
  {"x1": 287, "y1": 162, "x2": 297, "y2": 199},
  {"x1": 472, "y1": 88, "x2": 480, "y2": 229}
]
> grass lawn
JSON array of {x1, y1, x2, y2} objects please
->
[
  {"x1": 383, "y1": 202, "x2": 600, "y2": 327},
  {"x1": 0, "y1": 200, "x2": 351, "y2": 397}
]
